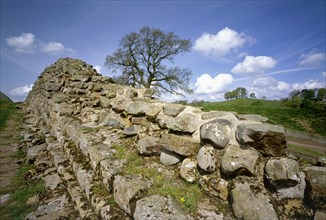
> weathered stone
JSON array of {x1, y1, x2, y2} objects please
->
[
  {"x1": 160, "y1": 149, "x2": 182, "y2": 165},
  {"x1": 43, "y1": 173, "x2": 62, "y2": 190},
  {"x1": 163, "y1": 104, "x2": 185, "y2": 117},
  {"x1": 236, "y1": 123, "x2": 287, "y2": 156},
  {"x1": 221, "y1": 144, "x2": 258, "y2": 177},
  {"x1": 132, "y1": 117, "x2": 145, "y2": 125},
  {"x1": 305, "y1": 166, "x2": 326, "y2": 210},
  {"x1": 237, "y1": 114, "x2": 268, "y2": 122},
  {"x1": 126, "y1": 100, "x2": 162, "y2": 117},
  {"x1": 100, "y1": 159, "x2": 127, "y2": 188},
  {"x1": 231, "y1": 182, "x2": 278, "y2": 220},
  {"x1": 276, "y1": 172, "x2": 306, "y2": 199},
  {"x1": 314, "y1": 211, "x2": 326, "y2": 220},
  {"x1": 166, "y1": 112, "x2": 202, "y2": 133},
  {"x1": 88, "y1": 145, "x2": 115, "y2": 170},
  {"x1": 200, "y1": 119, "x2": 233, "y2": 149},
  {"x1": 99, "y1": 96, "x2": 111, "y2": 108},
  {"x1": 100, "y1": 205, "x2": 130, "y2": 220},
  {"x1": 134, "y1": 195, "x2": 191, "y2": 220},
  {"x1": 160, "y1": 133, "x2": 200, "y2": 156},
  {"x1": 0, "y1": 194, "x2": 10, "y2": 204},
  {"x1": 113, "y1": 175, "x2": 150, "y2": 214},
  {"x1": 180, "y1": 158, "x2": 199, "y2": 183},
  {"x1": 75, "y1": 164, "x2": 94, "y2": 200},
  {"x1": 25, "y1": 194, "x2": 69, "y2": 219},
  {"x1": 110, "y1": 96, "x2": 129, "y2": 112},
  {"x1": 123, "y1": 125, "x2": 141, "y2": 136},
  {"x1": 200, "y1": 176, "x2": 229, "y2": 201},
  {"x1": 265, "y1": 157, "x2": 300, "y2": 188},
  {"x1": 136, "y1": 136, "x2": 161, "y2": 155},
  {"x1": 197, "y1": 146, "x2": 217, "y2": 173},
  {"x1": 27, "y1": 144, "x2": 46, "y2": 162}
]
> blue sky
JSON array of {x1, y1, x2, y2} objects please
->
[{"x1": 1, "y1": 0, "x2": 325, "y2": 102}]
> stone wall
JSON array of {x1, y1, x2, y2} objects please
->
[{"x1": 22, "y1": 58, "x2": 326, "y2": 219}]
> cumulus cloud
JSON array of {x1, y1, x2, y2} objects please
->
[
  {"x1": 231, "y1": 55, "x2": 277, "y2": 74},
  {"x1": 193, "y1": 27, "x2": 253, "y2": 57},
  {"x1": 94, "y1": 65, "x2": 102, "y2": 73},
  {"x1": 194, "y1": 73, "x2": 233, "y2": 94},
  {"x1": 250, "y1": 76, "x2": 291, "y2": 99},
  {"x1": 299, "y1": 51, "x2": 326, "y2": 66},
  {"x1": 292, "y1": 79, "x2": 324, "y2": 91},
  {"x1": 9, "y1": 84, "x2": 33, "y2": 97},
  {"x1": 6, "y1": 33, "x2": 74, "y2": 55},
  {"x1": 40, "y1": 42, "x2": 65, "y2": 53},
  {"x1": 6, "y1": 33, "x2": 36, "y2": 53}
]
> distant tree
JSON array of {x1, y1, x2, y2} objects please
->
[
  {"x1": 301, "y1": 89, "x2": 315, "y2": 100},
  {"x1": 317, "y1": 88, "x2": 326, "y2": 101},
  {"x1": 224, "y1": 92, "x2": 231, "y2": 100},
  {"x1": 235, "y1": 87, "x2": 247, "y2": 98},
  {"x1": 262, "y1": 96, "x2": 266, "y2": 100},
  {"x1": 105, "y1": 26, "x2": 193, "y2": 95},
  {"x1": 289, "y1": 90, "x2": 301, "y2": 99},
  {"x1": 249, "y1": 92, "x2": 256, "y2": 99}
]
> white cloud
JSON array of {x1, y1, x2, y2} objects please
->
[
  {"x1": 231, "y1": 55, "x2": 277, "y2": 74},
  {"x1": 299, "y1": 51, "x2": 326, "y2": 66},
  {"x1": 6, "y1": 33, "x2": 36, "y2": 53},
  {"x1": 250, "y1": 76, "x2": 291, "y2": 99},
  {"x1": 194, "y1": 73, "x2": 233, "y2": 94},
  {"x1": 292, "y1": 79, "x2": 324, "y2": 91},
  {"x1": 94, "y1": 65, "x2": 102, "y2": 73},
  {"x1": 6, "y1": 33, "x2": 74, "y2": 55},
  {"x1": 40, "y1": 42, "x2": 65, "y2": 53},
  {"x1": 193, "y1": 27, "x2": 253, "y2": 57},
  {"x1": 9, "y1": 84, "x2": 33, "y2": 97}
]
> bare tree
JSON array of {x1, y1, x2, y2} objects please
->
[{"x1": 105, "y1": 26, "x2": 193, "y2": 95}]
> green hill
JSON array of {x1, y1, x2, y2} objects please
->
[
  {"x1": 0, "y1": 91, "x2": 13, "y2": 103},
  {"x1": 0, "y1": 91, "x2": 15, "y2": 130},
  {"x1": 192, "y1": 98, "x2": 326, "y2": 136}
]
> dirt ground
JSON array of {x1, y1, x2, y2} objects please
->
[{"x1": 0, "y1": 116, "x2": 20, "y2": 197}]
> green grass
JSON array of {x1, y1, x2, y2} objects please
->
[
  {"x1": 111, "y1": 144, "x2": 204, "y2": 214},
  {"x1": 0, "y1": 100, "x2": 16, "y2": 131},
  {"x1": 0, "y1": 164, "x2": 46, "y2": 220},
  {"x1": 193, "y1": 98, "x2": 326, "y2": 136},
  {"x1": 288, "y1": 144, "x2": 325, "y2": 158}
]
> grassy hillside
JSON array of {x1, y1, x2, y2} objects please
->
[
  {"x1": 192, "y1": 98, "x2": 326, "y2": 136},
  {"x1": 0, "y1": 95, "x2": 16, "y2": 131}
]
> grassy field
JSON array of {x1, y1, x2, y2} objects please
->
[
  {"x1": 0, "y1": 100, "x2": 16, "y2": 131},
  {"x1": 191, "y1": 98, "x2": 326, "y2": 136}
]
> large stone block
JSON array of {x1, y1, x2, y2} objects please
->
[
  {"x1": 236, "y1": 123, "x2": 287, "y2": 156},
  {"x1": 134, "y1": 195, "x2": 190, "y2": 220},
  {"x1": 160, "y1": 133, "x2": 200, "y2": 156},
  {"x1": 231, "y1": 182, "x2": 278, "y2": 220},
  {"x1": 113, "y1": 175, "x2": 150, "y2": 214},
  {"x1": 221, "y1": 144, "x2": 258, "y2": 177},
  {"x1": 200, "y1": 119, "x2": 233, "y2": 149}
]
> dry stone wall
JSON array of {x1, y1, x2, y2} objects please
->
[{"x1": 22, "y1": 58, "x2": 326, "y2": 219}]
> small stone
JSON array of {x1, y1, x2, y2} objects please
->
[
  {"x1": 123, "y1": 125, "x2": 141, "y2": 136},
  {"x1": 197, "y1": 146, "x2": 217, "y2": 173},
  {"x1": 43, "y1": 173, "x2": 62, "y2": 190},
  {"x1": 180, "y1": 158, "x2": 199, "y2": 183},
  {"x1": 160, "y1": 149, "x2": 182, "y2": 165},
  {"x1": 137, "y1": 136, "x2": 161, "y2": 155}
]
